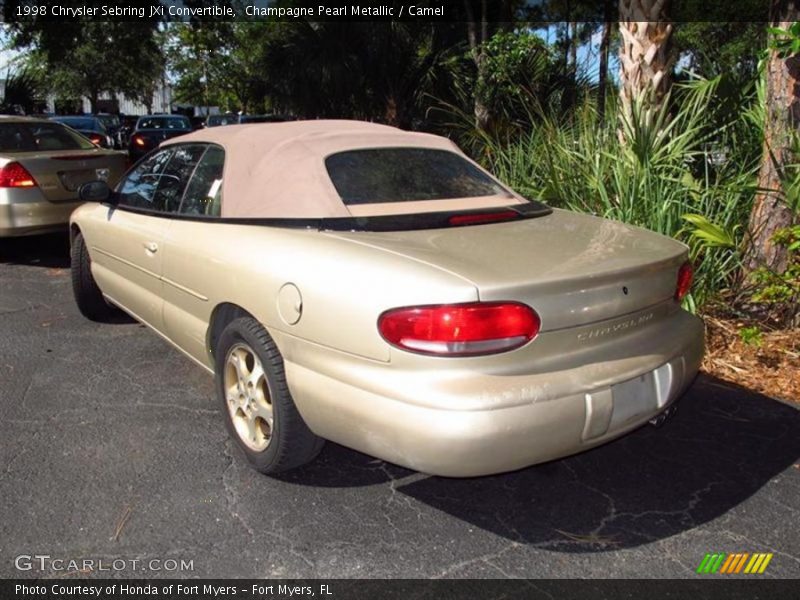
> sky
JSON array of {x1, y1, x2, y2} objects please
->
[{"x1": 0, "y1": 26, "x2": 21, "y2": 73}]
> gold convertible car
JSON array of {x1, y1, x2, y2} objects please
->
[{"x1": 69, "y1": 120, "x2": 704, "y2": 477}]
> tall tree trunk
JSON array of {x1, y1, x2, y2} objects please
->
[
  {"x1": 617, "y1": 0, "x2": 674, "y2": 125},
  {"x1": 499, "y1": 0, "x2": 515, "y2": 31},
  {"x1": 746, "y1": 1, "x2": 800, "y2": 272},
  {"x1": 561, "y1": 23, "x2": 570, "y2": 72},
  {"x1": 89, "y1": 89, "x2": 99, "y2": 114},
  {"x1": 597, "y1": 4, "x2": 613, "y2": 120},
  {"x1": 384, "y1": 95, "x2": 400, "y2": 127},
  {"x1": 561, "y1": 21, "x2": 578, "y2": 113},
  {"x1": 465, "y1": 0, "x2": 490, "y2": 131},
  {"x1": 569, "y1": 21, "x2": 578, "y2": 70}
]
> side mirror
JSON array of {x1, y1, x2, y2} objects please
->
[{"x1": 78, "y1": 180, "x2": 112, "y2": 203}]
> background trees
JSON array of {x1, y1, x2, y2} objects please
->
[
  {"x1": 8, "y1": 19, "x2": 162, "y2": 112},
  {"x1": 167, "y1": 22, "x2": 273, "y2": 114},
  {"x1": 254, "y1": 21, "x2": 442, "y2": 125},
  {"x1": 2, "y1": 3, "x2": 796, "y2": 324},
  {"x1": 671, "y1": 0, "x2": 767, "y2": 82}
]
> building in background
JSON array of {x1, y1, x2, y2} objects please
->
[
  {"x1": 74, "y1": 81, "x2": 174, "y2": 115},
  {"x1": 0, "y1": 78, "x2": 174, "y2": 116}
]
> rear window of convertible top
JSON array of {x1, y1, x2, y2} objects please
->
[{"x1": 325, "y1": 148, "x2": 513, "y2": 205}]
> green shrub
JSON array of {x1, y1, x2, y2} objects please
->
[
  {"x1": 739, "y1": 326, "x2": 764, "y2": 347},
  {"x1": 483, "y1": 77, "x2": 761, "y2": 309},
  {"x1": 749, "y1": 225, "x2": 800, "y2": 325}
]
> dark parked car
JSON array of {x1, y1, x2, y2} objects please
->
[
  {"x1": 240, "y1": 114, "x2": 296, "y2": 124},
  {"x1": 117, "y1": 115, "x2": 139, "y2": 149},
  {"x1": 190, "y1": 116, "x2": 206, "y2": 130},
  {"x1": 49, "y1": 116, "x2": 114, "y2": 149},
  {"x1": 128, "y1": 115, "x2": 192, "y2": 161},
  {"x1": 205, "y1": 113, "x2": 295, "y2": 127},
  {"x1": 95, "y1": 113, "x2": 122, "y2": 148},
  {"x1": 205, "y1": 114, "x2": 238, "y2": 127}
]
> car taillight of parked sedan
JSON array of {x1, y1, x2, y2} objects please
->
[{"x1": 0, "y1": 162, "x2": 38, "y2": 188}]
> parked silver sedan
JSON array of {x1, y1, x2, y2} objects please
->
[{"x1": 0, "y1": 116, "x2": 126, "y2": 237}]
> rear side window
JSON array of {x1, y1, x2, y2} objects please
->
[
  {"x1": 325, "y1": 148, "x2": 511, "y2": 205},
  {"x1": 117, "y1": 144, "x2": 221, "y2": 215},
  {"x1": 179, "y1": 146, "x2": 225, "y2": 216},
  {"x1": 154, "y1": 144, "x2": 208, "y2": 213},
  {"x1": 0, "y1": 122, "x2": 95, "y2": 152}
]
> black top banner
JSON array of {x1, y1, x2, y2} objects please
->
[{"x1": 0, "y1": 0, "x2": 780, "y2": 23}]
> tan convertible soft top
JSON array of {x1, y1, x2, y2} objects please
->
[{"x1": 162, "y1": 119, "x2": 521, "y2": 219}]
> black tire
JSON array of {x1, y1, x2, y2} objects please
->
[
  {"x1": 71, "y1": 231, "x2": 115, "y2": 322},
  {"x1": 215, "y1": 317, "x2": 324, "y2": 474}
]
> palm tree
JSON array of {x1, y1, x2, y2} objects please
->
[
  {"x1": 617, "y1": 0, "x2": 674, "y2": 123},
  {"x1": 0, "y1": 68, "x2": 41, "y2": 115}
]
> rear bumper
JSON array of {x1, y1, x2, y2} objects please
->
[
  {"x1": 0, "y1": 191, "x2": 80, "y2": 237},
  {"x1": 280, "y1": 308, "x2": 705, "y2": 477}
]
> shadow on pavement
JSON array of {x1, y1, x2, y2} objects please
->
[
  {"x1": 0, "y1": 231, "x2": 135, "y2": 324},
  {"x1": 0, "y1": 232, "x2": 71, "y2": 269},
  {"x1": 281, "y1": 374, "x2": 800, "y2": 551}
]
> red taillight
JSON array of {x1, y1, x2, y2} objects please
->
[
  {"x1": 675, "y1": 262, "x2": 694, "y2": 301},
  {"x1": 448, "y1": 211, "x2": 520, "y2": 226},
  {"x1": 378, "y1": 301, "x2": 540, "y2": 356},
  {"x1": 0, "y1": 162, "x2": 37, "y2": 188},
  {"x1": 133, "y1": 135, "x2": 146, "y2": 147},
  {"x1": 89, "y1": 134, "x2": 103, "y2": 146}
]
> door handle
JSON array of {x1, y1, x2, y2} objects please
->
[{"x1": 143, "y1": 242, "x2": 159, "y2": 253}]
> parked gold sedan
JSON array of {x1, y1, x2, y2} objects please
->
[
  {"x1": 69, "y1": 120, "x2": 703, "y2": 477},
  {"x1": 0, "y1": 116, "x2": 126, "y2": 237}
]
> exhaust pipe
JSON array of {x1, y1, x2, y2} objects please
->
[{"x1": 649, "y1": 403, "x2": 678, "y2": 428}]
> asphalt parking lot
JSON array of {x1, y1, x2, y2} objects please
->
[{"x1": 1, "y1": 233, "x2": 799, "y2": 580}]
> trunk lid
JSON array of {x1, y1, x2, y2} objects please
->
[
  {"x1": 8, "y1": 149, "x2": 127, "y2": 203},
  {"x1": 325, "y1": 208, "x2": 687, "y2": 332}
]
